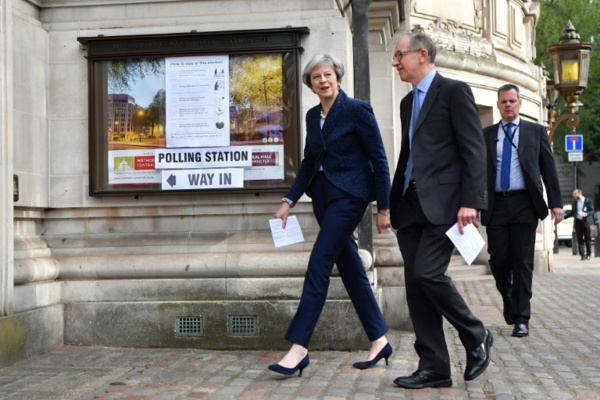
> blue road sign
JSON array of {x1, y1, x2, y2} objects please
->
[{"x1": 565, "y1": 134, "x2": 583, "y2": 152}]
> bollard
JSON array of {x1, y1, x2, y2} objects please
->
[{"x1": 572, "y1": 230, "x2": 578, "y2": 255}]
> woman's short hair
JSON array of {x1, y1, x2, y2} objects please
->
[{"x1": 302, "y1": 53, "x2": 345, "y2": 89}]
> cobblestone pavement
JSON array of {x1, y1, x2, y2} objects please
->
[{"x1": 2, "y1": 248, "x2": 600, "y2": 399}]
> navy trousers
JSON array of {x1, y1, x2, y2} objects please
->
[{"x1": 285, "y1": 173, "x2": 389, "y2": 347}]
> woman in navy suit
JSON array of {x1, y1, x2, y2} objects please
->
[{"x1": 267, "y1": 53, "x2": 392, "y2": 377}]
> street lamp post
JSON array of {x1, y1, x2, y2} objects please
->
[
  {"x1": 353, "y1": 0, "x2": 374, "y2": 262},
  {"x1": 545, "y1": 21, "x2": 592, "y2": 254}
]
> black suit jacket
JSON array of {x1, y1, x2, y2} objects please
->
[
  {"x1": 481, "y1": 120, "x2": 563, "y2": 224},
  {"x1": 566, "y1": 196, "x2": 595, "y2": 223},
  {"x1": 390, "y1": 72, "x2": 487, "y2": 228}
]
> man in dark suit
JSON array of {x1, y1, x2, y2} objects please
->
[
  {"x1": 481, "y1": 84, "x2": 563, "y2": 338},
  {"x1": 389, "y1": 32, "x2": 492, "y2": 389},
  {"x1": 565, "y1": 188, "x2": 594, "y2": 260}
]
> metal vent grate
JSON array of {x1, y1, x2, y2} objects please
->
[
  {"x1": 175, "y1": 316, "x2": 204, "y2": 337},
  {"x1": 228, "y1": 315, "x2": 258, "y2": 336}
]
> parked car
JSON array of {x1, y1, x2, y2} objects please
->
[{"x1": 556, "y1": 204, "x2": 573, "y2": 247}]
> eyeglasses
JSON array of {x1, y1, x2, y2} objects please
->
[{"x1": 393, "y1": 49, "x2": 423, "y2": 61}]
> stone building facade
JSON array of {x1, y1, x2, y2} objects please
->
[{"x1": 0, "y1": 0, "x2": 551, "y2": 367}]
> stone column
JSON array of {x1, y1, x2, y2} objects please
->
[{"x1": 0, "y1": 0, "x2": 14, "y2": 315}]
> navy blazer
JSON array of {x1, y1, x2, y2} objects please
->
[
  {"x1": 481, "y1": 119, "x2": 563, "y2": 224},
  {"x1": 390, "y1": 72, "x2": 487, "y2": 228},
  {"x1": 286, "y1": 90, "x2": 391, "y2": 209}
]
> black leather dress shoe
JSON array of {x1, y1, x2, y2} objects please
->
[
  {"x1": 464, "y1": 329, "x2": 493, "y2": 381},
  {"x1": 393, "y1": 370, "x2": 452, "y2": 389},
  {"x1": 512, "y1": 323, "x2": 529, "y2": 337},
  {"x1": 586, "y1": 255, "x2": 591, "y2": 260}
]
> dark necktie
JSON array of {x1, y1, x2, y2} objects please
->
[
  {"x1": 500, "y1": 122, "x2": 514, "y2": 191},
  {"x1": 403, "y1": 88, "x2": 421, "y2": 193}
]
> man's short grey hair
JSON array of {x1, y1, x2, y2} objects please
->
[
  {"x1": 498, "y1": 84, "x2": 520, "y2": 98},
  {"x1": 396, "y1": 31, "x2": 437, "y2": 63},
  {"x1": 302, "y1": 53, "x2": 345, "y2": 89}
]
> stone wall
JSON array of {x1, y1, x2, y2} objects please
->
[{"x1": 1, "y1": 0, "x2": 551, "y2": 367}]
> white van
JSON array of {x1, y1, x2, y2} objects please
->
[{"x1": 556, "y1": 204, "x2": 574, "y2": 247}]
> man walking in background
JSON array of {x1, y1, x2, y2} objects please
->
[
  {"x1": 565, "y1": 188, "x2": 595, "y2": 260},
  {"x1": 481, "y1": 84, "x2": 563, "y2": 338}
]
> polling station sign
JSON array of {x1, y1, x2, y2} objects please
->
[
  {"x1": 161, "y1": 168, "x2": 244, "y2": 190},
  {"x1": 155, "y1": 147, "x2": 252, "y2": 169}
]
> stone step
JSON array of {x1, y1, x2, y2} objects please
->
[{"x1": 448, "y1": 254, "x2": 490, "y2": 280}]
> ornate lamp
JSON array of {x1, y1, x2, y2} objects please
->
[{"x1": 547, "y1": 20, "x2": 592, "y2": 143}]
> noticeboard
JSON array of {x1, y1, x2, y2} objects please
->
[{"x1": 78, "y1": 27, "x2": 309, "y2": 196}]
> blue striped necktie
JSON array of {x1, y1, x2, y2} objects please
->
[{"x1": 500, "y1": 122, "x2": 514, "y2": 191}]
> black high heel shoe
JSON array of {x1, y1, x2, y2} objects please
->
[
  {"x1": 352, "y1": 342, "x2": 393, "y2": 370},
  {"x1": 268, "y1": 354, "x2": 310, "y2": 377}
]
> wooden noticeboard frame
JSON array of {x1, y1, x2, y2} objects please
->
[{"x1": 78, "y1": 27, "x2": 309, "y2": 196}]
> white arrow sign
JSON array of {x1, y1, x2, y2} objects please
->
[{"x1": 162, "y1": 168, "x2": 244, "y2": 190}]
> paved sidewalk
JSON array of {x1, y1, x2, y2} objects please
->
[{"x1": 2, "y1": 248, "x2": 600, "y2": 399}]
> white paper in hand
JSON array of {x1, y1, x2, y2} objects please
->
[
  {"x1": 269, "y1": 216, "x2": 305, "y2": 248},
  {"x1": 445, "y1": 223, "x2": 485, "y2": 265}
]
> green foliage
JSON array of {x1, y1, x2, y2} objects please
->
[
  {"x1": 108, "y1": 58, "x2": 164, "y2": 92},
  {"x1": 147, "y1": 89, "x2": 166, "y2": 137},
  {"x1": 535, "y1": 0, "x2": 600, "y2": 160}
]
